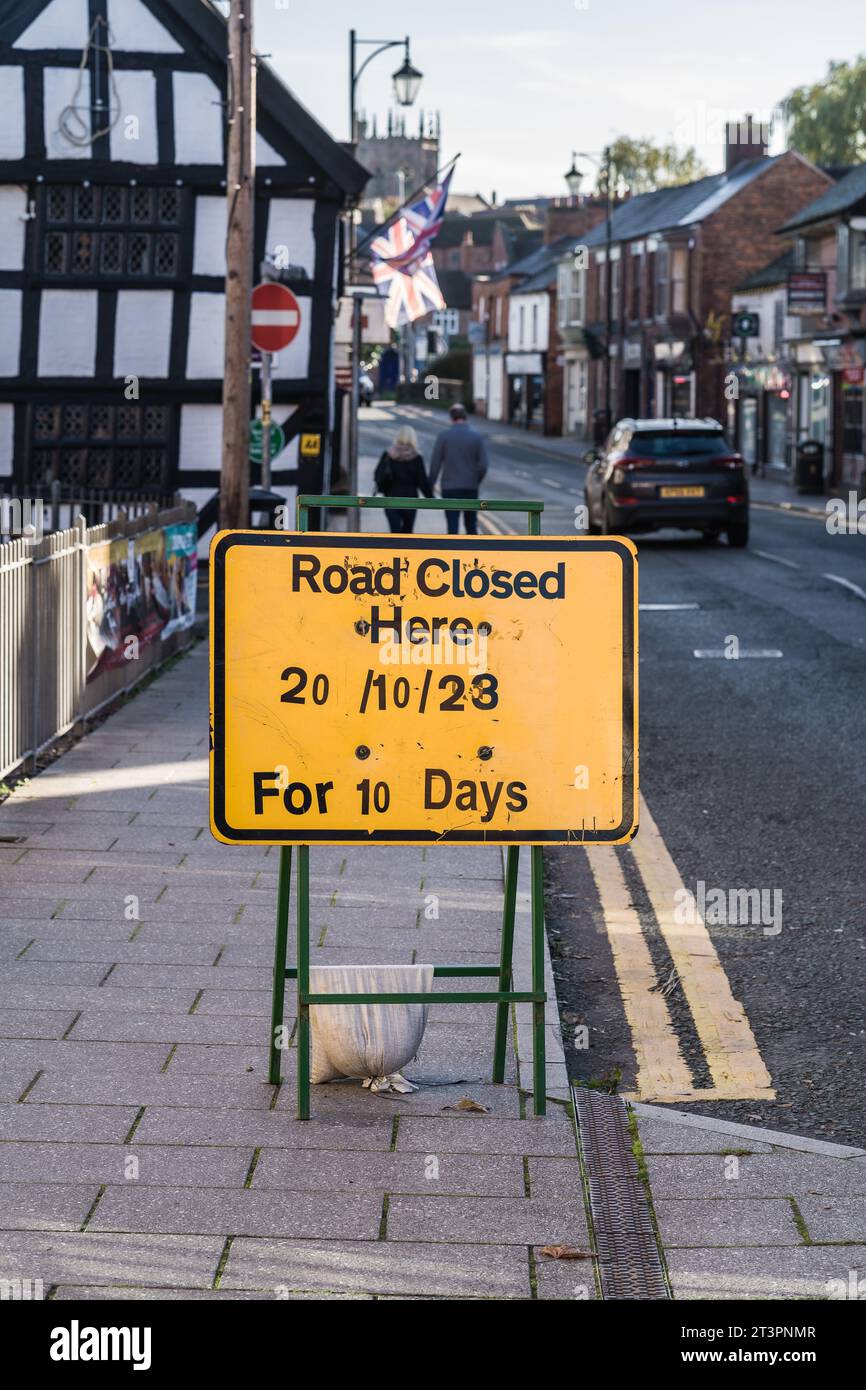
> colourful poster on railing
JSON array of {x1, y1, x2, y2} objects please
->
[
  {"x1": 162, "y1": 521, "x2": 198, "y2": 638},
  {"x1": 85, "y1": 528, "x2": 177, "y2": 681}
]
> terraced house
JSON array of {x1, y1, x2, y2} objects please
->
[{"x1": 555, "y1": 121, "x2": 831, "y2": 440}]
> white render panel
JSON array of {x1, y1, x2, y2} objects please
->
[
  {"x1": 193, "y1": 196, "x2": 227, "y2": 277},
  {"x1": 38, "y1": 290, "x2": 98, "y2": 377},
  {"x1": 186, "y1": 293, "x2": 225, "y2": 379},
  {"x1": 178, "y1": 405, "x2": 223, "y2": 472},
  {"x1": 173, "y1": 72, "x2": 223, "y2": 165},
  {"x1": 0, "y1": 292, "x2": 21, "y2": 376},
  {"x1": 270, "y1": 298, "x2": 312, "y2": 381},
  {"x1": 110, "y1": 70, "x2": 159, "y2": 163},
  {"x1": 256, "y1": 132, "x2": 285, "y2": 166},
  {"x1": 114, "y1": 290, "x2": 173, "y2": 378},
  {"x1": 44, "y1": 68, "x2": 93, "y2": 160},
  {"x1": 265, "y1": 200, "x2": 315, "y2": 277},
  {"x1": 0, "y1": 403, "x2": 13, "y2": 476},
  {"x1": 0, "y1": 66, "x2": 25, "y2": 159},
  {"x1": 17, "y1": 0, "x2": 89, "y2": 48},
  {"x1": 107, "y1": 0, "x2": 184, "y2": 52},
  {"x1": 0, "y1": 187, "x2": 28, "y2": 269}
]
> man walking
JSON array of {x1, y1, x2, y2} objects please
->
[{"x1": 429, "y1": 403, "x2": 489, "y2": 534}]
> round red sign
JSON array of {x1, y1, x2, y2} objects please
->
[{"x1": 250, "y1": 282, "x2": 301, "y2": 353}]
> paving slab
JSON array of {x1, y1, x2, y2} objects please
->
[
  {"x1": 666, "y1": 1244, "x2": 866, "y2": 1300},
  {"x1": 133, "y1": 1106, "x2": 394, "y2": 1151},
  {"x1": 0, "y1": 1103, "x2": 140, "y2": 1143},
  {"x1": 0, "y1": 1181, "x2": 100, "y2": 1231},
  {"x1": 26, "y1": 1071, "x2": 277, "y2": 1111},
  {"x1": 395, "y1": 1116, "x2": 576, "y2": 1156},
  {"x1": 89, "y1": 1185, "x2": 382, "y2": 1240},
  {"x1": 220, "y1": 1237, "x2": 531, "y2": 1298},
  {"x1": 0, "y1": 1231, "x2": 224, "y2": 1288},
  {"x1": 645, "y1": 1153, "x2": 866, "y2": 1199},
  {"x1": 653, "y1": 1197, "x2": 803, "y2": 1247},
  {"x1": 0, "y1": 1142, "x2": 253, "y2": 1188},
  {"x1": 251, "y1": 1148, "x2": 524, "y2": 1197},
  {"x1": 796, "y1": 1195, "x2": 866, "y2": 1243},
  {"x1": 387, "y1": 1194, "x2": 586, "y2": 1245}
]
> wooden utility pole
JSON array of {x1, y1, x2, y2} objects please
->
[{"x1": 220, "y1": 2, "x2": 256, "y2": 531}]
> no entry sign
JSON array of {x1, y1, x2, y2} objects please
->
[
  {"x1": 209, "y1": 533, "x2": 637, "y2": 845},
  {"x1": 250, "y1": 282, "x2": 300, "y2": 353}
]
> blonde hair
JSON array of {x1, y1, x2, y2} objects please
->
[{"x1": 392, "y1": 425, "x2": 418, "y2": 451}]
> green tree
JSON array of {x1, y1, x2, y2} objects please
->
[
  {"x1": 599, "y1": 138, "x2": 708, "y2": 194},
  {"x1": 783, "y1": 57, "x2": 866, "y2": 164}
]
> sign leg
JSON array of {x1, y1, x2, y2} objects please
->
[
  {"x1": 493, "y1": 845, "x2": 520, "y2": 1082},
  {"x1": 531, "y1": 845, "x2": 547, "y2": 1116},
  {"x1": 268, "y1": 846, "x2": 292, "y2": 1085},
  {"x1": 296, "y1": 845, "x2": 311, "y2": 1120}
]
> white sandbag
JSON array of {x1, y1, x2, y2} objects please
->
[{"x1": 309, "y1": 964, "x2": 433, "y2": 1085}]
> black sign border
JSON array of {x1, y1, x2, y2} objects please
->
[{"x1": 211, "y1": 532, "x2": 637, "y2": 844}]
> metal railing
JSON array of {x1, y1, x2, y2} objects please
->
[{"x1": 0, "y1": 500, "x2": 197, "y2": 782}]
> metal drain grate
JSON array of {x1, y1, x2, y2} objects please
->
[{"x1": 572, "y1": 1086, "x2": 669, "y2": 1300}]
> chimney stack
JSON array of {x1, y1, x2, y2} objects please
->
[{"x1": 725, "y1": 113, "x2": 769, "y2": 172}]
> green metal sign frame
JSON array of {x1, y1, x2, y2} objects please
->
[{"x1": 267, "y1": 492, "x2": 549, "y2": 1118}]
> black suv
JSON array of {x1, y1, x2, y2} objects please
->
[{"x1": 583, "y1": 418, "x2": 749, "y2": 546}]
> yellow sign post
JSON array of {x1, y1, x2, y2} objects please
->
[
  {"x1": 211, "y1": 534, "x2": 637, "y2": 843},
  {"x1": 210, "y1": 507, "x2": 638, "y2": 1117}
]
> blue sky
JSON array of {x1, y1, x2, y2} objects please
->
[{"x1": 255, "y1": 0, "x2": 864, "y2": 198}]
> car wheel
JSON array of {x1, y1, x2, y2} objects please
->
[
  {"x1": 726, "y1": 518, "x2": 749, "y2": 548},
  {"x1": 585, "y1": 493, "x2": 601, "y2": 534},
  {"x1": 601, "y1": 497, "x2": 617, "y2": 535}
]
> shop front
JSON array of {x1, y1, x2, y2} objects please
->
[
  {"x1": 728, "y1": 362, "x2": 793, "y2": 472},
  {"x1": 652, "y1": 340, "x2": 694, "y2": 418},
  {"x1": 793, "y1": 338, "x2": 866, "y2": 489},
  {"x1": 506, "y1": 351, "x2": 545, "y2": 430}
]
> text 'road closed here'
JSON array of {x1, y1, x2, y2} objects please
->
[{"x1": 209, "y1": 532, "x2": 638, "y2": 845}]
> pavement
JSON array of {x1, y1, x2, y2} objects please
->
[
  {"x1": 1, "y1": 437, "x2": 864, "y2": 1299},
  {"x1": 2, "y1": 643, "x2": 865, "y2": 1300}
]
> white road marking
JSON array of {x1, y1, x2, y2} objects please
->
[
  {"x1": 823, "y1": 572, "x2": 866, "y2": 602},
  {"x1": 540, "y1": 477, "x2": 564, "y2": 489},
  {"x1": 640, "y1": 603, "x2": 700, "y2": 611},
  {"x1": 753, "y1": 549, "x2": 801, "y2": 569},
  {"x1": 694, "y1": 649, "x2": 783, "y2": 658}
]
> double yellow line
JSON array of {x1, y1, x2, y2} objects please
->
[{"x1": 592, "y1": 799, "x2": 774, "y2": 1102}]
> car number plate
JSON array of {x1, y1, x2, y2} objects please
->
[{"x1": 659, "y1": 485, "x2": 706, "y2": 498}]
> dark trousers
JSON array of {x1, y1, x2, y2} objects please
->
[
  {"x1": 442, "y1": 487, "x2": 479, "y2": 534},
  {"x1": 386, "y1": 508, "x2": 416, "y2": 533}
]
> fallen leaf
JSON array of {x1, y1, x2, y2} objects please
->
[
  {"x1": 444, "y1": 1097, "x2": 490, "y2": 1113},
  {"x1": 539, "y1": 1245, "x2": 593, "y2": 1261}
]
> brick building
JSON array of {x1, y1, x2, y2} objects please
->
[{"x1": 555, "y1": 121, "x2": 832, "y2": 440}]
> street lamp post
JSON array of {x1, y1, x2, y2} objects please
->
[
  {"x1": 345, "y1": 33, "x2": 422, "y2": 530},
  {"x1": 348, "y1": 31, "x2": 423, "y2": 147},
  {"x1": 565, "y1": 147, "x2": 616, "y2": 435}
]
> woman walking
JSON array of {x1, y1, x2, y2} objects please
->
[{"x1": 374, "y1": 425, "x2": 432, "y2": 533}]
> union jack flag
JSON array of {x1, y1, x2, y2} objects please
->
[{"x1": 369, "y1": 170, "x2": 453, "y2": 329}]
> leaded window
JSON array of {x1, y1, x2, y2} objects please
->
[
  {"x1": 29, "y1": 402, "x2": 172, "y2": 491},
  {"x1": 40, "y1": 184, "x2": 184, "y2": 281}
]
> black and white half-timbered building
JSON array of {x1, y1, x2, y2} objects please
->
[{"x1": 0, "y1": 0, "x2": 368, "y2": 534}]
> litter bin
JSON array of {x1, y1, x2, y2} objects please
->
[
  {"x1": 592, "y1": 408, "x2": 612, "y2": 446},
  {"x1": 795, "y1": 440, "x2": 824, "y2": 494}
]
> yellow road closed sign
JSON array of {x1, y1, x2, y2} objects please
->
[{"x1": 210, "y1": 532, "x2": 637, "y2": 845}]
